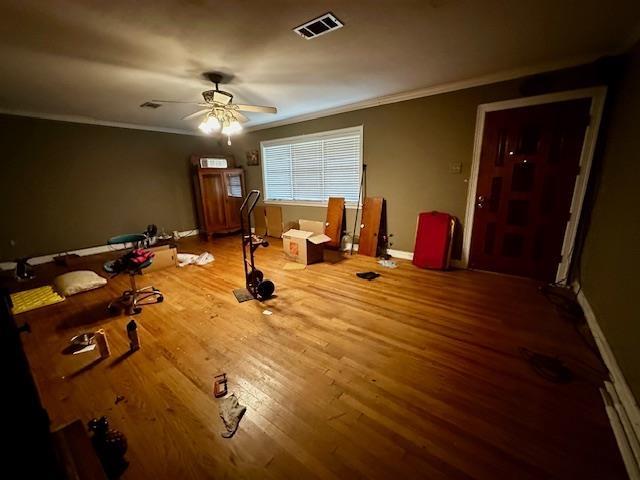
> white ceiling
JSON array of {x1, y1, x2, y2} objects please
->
[{"x1": 0, "y1": 0, "x2": 638, "y2": 133}]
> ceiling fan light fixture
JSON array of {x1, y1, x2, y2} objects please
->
[
  {"x1": 221, "y1": 119, "x2": 242, "y2": 136},
  {"x1": 155, "y1": 73, "x2": 276, "y2": 138},
  {"x1": 198, "y1": 115, "x2": 221, "y2": 134}
]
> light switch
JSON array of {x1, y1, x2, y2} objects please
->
[{"x1": 449, "y1": 162, "x2": 462, "y2": 174}]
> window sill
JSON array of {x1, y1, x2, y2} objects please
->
[{"x1": 264, "y1": 200, "x2": 361, "y2": 209}]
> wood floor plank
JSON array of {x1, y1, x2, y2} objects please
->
[{"x1": 10, "y1": 234, "x2": 626, "y2": 479}]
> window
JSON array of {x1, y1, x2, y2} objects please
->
[{"x1": 261, "y1": 126, "x2": 362, "y2": 206}]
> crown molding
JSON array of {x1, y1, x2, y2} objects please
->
[
  {"x1": 245, "y1": 52, "x2": 606, "y2": 132},
  {"x1": 0, "y1": 50, "x2": 619, "y2": 136},
  {"x1": 0, "y1": 108, "x2": 201, "y2": 136}
]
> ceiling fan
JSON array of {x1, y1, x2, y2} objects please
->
[{"x1": 151, "y1": 72, "x2": 277, "y2": 144}]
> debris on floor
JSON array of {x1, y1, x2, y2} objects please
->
[
  {"x1": 377, "y1": 259, "x2": 397, "y2": 268},
  {"x1": 233, "y1": 288, "x2": 254, "y2": 303},
  {"x1": 213, "y1": 373, "x2": 228, "y2": 398},
  {"x1": 177, "y1": 252, "x2": 214, "y2": 267},
  {"x1": 356, "y1": 271, "x2": 381, "y2": 281},
  {"x1": 283, "y1": 262, "x2": 306, "y2": 271},
  {"x1": 95, "y1": 329, "x2": 111, "y2": 358},
  {"x1": 88, "y1": 416, "x2": 129, "y2": 477},
  {"x1": 519, "y1": 347, "x2": 573, "y2": 384},
  {"x1": 72, "y1": 343, "x2": 97, "y2": 355},
  {"x1": 218, "y1": 394, "x2": 246, "y2": 438},
  {"x1": 262, "y1": 309, "x2": 273, "y2": 316},
  {"x1": 67, "y1": 332, "x2": 97, "y2": 355},
  {"x1": 10, "y1": 285, "x2": 65, "y2": 315}
]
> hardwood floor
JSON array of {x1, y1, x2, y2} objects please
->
[{"x1": 15, "y1": 235, "x2": 625, "y2": 479}]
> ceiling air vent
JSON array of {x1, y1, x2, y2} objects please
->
[
  {"x1": 293, "y1": 12, "x2": 343, "y2": 40},
  {"x1": 140, "y1": 101, "x2": 161, "y2": 109}
]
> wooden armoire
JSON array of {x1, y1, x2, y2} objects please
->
[{"x1": 191, "y1": 155, "x2": 245, "y2": 238}]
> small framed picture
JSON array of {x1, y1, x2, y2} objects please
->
[{"x1": 246, "y1": 149, "x2": 260, "y2": 166}]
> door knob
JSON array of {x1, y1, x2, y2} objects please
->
[{"x1": 476, "y1": 195, "x2": 486, "y2": 209}]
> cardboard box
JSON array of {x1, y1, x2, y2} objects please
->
[
  {"x1": 145, "y1": 245, "x2": 177, "y2": 272},
  {"x1": 282, "y1": 228, "x2": 331, "y2": 265},
  {"x1": 298, "y1": 219, "x2": 326, "y2": 235}
]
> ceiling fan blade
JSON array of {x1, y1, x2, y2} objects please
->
[
  {"x1": 232, "y1": 111, "x2": 249, "y2": 123},
  {"x1": 152, "y1": 100, "x2": 210, "y2": 106},
  {"x1": 234, "y1": 104, "x2": 277, "y2": 114},
  {"x1": 182, "y1": 108, "x2": 211, "y2": 121}
]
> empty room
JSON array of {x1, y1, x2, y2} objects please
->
[{"x1": 2, "y1": 1, "x2": 640, "y2": 479}]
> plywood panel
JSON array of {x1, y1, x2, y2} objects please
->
[
  {"x1": 253, "y1": 205, "x2": 267, "y2": 236},
  {"x1": 358, "y1": 197, "x2": 383, "y2": 256},
  {"x1": 325, "y1": 197, "x2": 345, "y2": 249},
  {"x1": 265, "y1": 205, "x2": 283, "y2": 238}
]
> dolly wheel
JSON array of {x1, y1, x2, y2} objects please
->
[
  {"x1": 257, "y1": 280, "x2": 275, "y2": 299},
  {"x1": 248, "y1": 270, "x2": 264, "y2": 287}
]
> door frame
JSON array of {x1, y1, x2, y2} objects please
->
[{"x1": 461, "y1": 86, "x2": 607, "y2": 283}]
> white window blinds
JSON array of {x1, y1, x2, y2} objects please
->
[{"x1": 261, "y1": 126, "x2": 362, "y2": 205}]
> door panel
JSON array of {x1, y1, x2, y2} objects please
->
[
  {"x1": 469, "y1": 99, "x2": 590, "y2": 281},
  {"x1": 201, "y1": 173, "x2": 226, "y2": 233},
  {"x1": 325, "y1": 197, "x2": 345, "y2": 249},
  {"x1": 358, "y1": 197, "x2": 383, "y2": 257}
]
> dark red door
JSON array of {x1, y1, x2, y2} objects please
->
[{"x1": 469, "y1": 99, "x2": 591, "y2": 281}]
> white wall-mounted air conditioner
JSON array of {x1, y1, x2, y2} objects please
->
[{"x1": 200, "y1": 158, "x2": 228, "y2": 169}]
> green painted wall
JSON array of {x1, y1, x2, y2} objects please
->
[
  {"x1": 579, "y1": 42, "x2": 640, "y2": 400},
  {"x1": 226, "y1": 62, "x2": 612, "y2": 254},
  {"x1": 0, "y1": 59, "x2": 612, "y2": 262},
  {"x1": 0, "y1": 115, "x2": 220, "y2": 261}
]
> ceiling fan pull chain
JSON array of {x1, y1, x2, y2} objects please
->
[{"x1": 227, "y1": 135, "x2": 232, "y2": 146}]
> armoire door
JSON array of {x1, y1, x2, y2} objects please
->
[
  {"x1": 469, "y1": 98, "x2": 591, "y2": 281},
  {"x1": 223, "y1": 171, "x2": 244, "y2": 230},
  {"x1": 201, "y1": 173, "x2": 227, "y2": 233}
]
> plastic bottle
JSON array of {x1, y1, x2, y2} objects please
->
[{"x1": 127, "y1": 319, "x2": 140, "y2": 351}]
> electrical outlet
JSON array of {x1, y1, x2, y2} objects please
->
[{"x1": 449, "y1": 162, "x2": 462, "y2": 174}]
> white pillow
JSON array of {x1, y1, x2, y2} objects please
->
[{"x1": 54, "y1": 270, "x2": 107, "y2": 296}]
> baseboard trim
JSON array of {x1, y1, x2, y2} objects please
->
[
  {"x1": 343, "y1": 245, "x2": 464, "y2": 268},
  {"x1": 0, "y1": 229, "x2": 200, "y2": 271},
  {"x1": 602, "y1": 386, "x2": 640, "y2": 479},
  {"x1": 387, "y1": 248, "x2": 413, "y2": 260},
  {"x1": 387, "y1": 249, "x2": 465, "y2": 269},
  {"x1": 575, "y1": 285, "x2": 640, "y2": 478}
]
